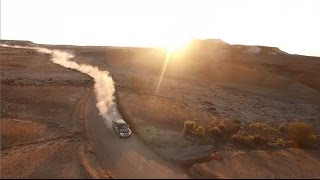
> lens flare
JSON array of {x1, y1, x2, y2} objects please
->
[{"x1": 155, "y1": 49, "x2": 173, "y2": 94}]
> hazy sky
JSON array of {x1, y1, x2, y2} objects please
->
[{"x1": 1, "y1": 0, "x2": 319, "y2": 56}]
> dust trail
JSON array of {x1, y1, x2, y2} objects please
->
[{"x1": 1, "y1": 44, "x2": 117, "y2": 128}]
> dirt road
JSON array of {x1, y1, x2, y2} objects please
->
[{"x1": 85, "y1": 93, "x2": 188, "y2": 179}]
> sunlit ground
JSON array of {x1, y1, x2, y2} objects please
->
[
  {"x1": 155, "y1": 50, "x2": 172, "y2": 94},
  {"x1": 155, "y1": 38, "x2": 191, "y2": 93}
]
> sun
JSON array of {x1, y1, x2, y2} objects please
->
[
  {"x1": 162, "y1": 36, "x2": 190, "y2": 52},
  {"x1": 155, "y1": 37, "x2": 191, "y2": 94},
  {"x1": 165, "y1": 40, "x2": 187, "y2": 51}
]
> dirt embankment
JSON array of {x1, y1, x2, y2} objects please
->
[{"x1": 1, "y1": 46, "x2": 113, "y2": 178}]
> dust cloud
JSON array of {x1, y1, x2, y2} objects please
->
[{"x1": 1, "y1": 44, "x2": 117, "y2": 128}]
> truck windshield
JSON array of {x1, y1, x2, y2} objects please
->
[{"x1": 117, "y1": 123, "x2": 128, "y2": 129}]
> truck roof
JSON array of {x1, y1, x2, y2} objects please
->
[{"x1": 115, "y1": 119, "x2": 126, "y2": 124}]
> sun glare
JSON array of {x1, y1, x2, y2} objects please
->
[
  {"x1": 2, "y1": 0, "x2": 319, "y2": 56},
  {"x1": 156, "y1": 50, "x2": 171, "y2": 94},
  {"x1": 164, "y1": 38, "x2": 190, "y2": 51},
  {"x1": 155, "y1": 37, "x2": 190, "y2": 94}
]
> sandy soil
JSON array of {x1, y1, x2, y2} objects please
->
[
  {"x1": 1, "y1": 40, "x2": 320, "y2": 178},
  {"x1": 1, "y1": 46, "x2": 112, "y2": 178},
  {"x1": 73, "y1": 42, "x2": 320, "y2": 178},
  {"x1": 190, "y1": 148, "x2": 320, "y2": 178}
]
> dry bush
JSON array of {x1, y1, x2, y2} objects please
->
[
  {"x1": 249, "y1": 122, "x2": 280, "y2": 135},
  {"x1": 231, "y1": 131, "x2": 267, "y2": 147},
  {"x1": 252, "y1": 135, "x2": 267, "y2": 144},
  {"x1": 232, "y1": 119, "x2": 242, "y2": 124},
  {"x1": 195, "y1": 126, "x2": 205, "y2": 137},
  {"x1": 249, "y1": 122, "x2": 270, "y2": 129},
  {"x1": 278, "y1": 123, "x2": 287, "y2": 133},
  {"x1": 263, "y1": 127, "x2": 280, "y2": 134},
  {"x1": 274, "y1": 138, "x2": 287, "y2": 146},
  {"x1": 207, "y1": 119, "x2": 243, "y2": 137},
  {"x1": 288, "y1": 122, "x2": 318, "y2": 148},
  {"x1": 207, "y1": 119, "x2": 226, "y2": 137},
  {"x1": 208, "y1": 127, "x2": 223, "y2": 137},
  {"x1": 211, "y1": 152, "x2": 223, "y2": 161},
  {"x1": 4, "y1": 79, "x2": 15, "y2": 84},
  {"x1": 208, "y1": 119, "x2": 219, "y2": 128},
  {"x1": 183, "y1": 120, "x2": 196, "y2": 134},
  {"x1": 218, "y1": 124, "x2": 225, "y2": 131},
  {"x1": 222, "y1": 121, "x2": 241, "y2": 135},
  {"x1": 239, "y1": 130, "x2": 248, "y2": 136}
]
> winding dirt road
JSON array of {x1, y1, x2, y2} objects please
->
[
  {"x1": 1, "y1": 44, "x2": 188, "y2": 178},
  {"x1": 85, "y1": 93, "x2": 188, "y2": 179}
]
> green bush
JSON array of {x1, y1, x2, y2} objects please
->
[
  {"x1": 195, "y1": 126, "x2": 205, "y2": 136},
  {"x1": 288, "y1": 122, "x2": 318, "y2": 148},
  {"x1": 183, "y1": 120, "x2": 196, "y2": 134}
]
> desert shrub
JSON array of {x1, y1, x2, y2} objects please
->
[
  {"x1": 262, "y1": 127, "x2": 280, "y2": 134},
  {"x1": 288, "y1": 122, "x2": 318, "y2": 148},
  {"x1": 249, "y1": 122, "x2": 270, "y2": 129},
  {"x1": 183, "y1": 120, "x2": 196, "y2": 134},
  {"x1": 232, "y1": 119, "x2": 241, "y2": 124},
  {"x1": 218, "y1": 125, "x2": 225, "y2": 131},
  {"x1": 239, "y1": 130, "x2": 248, "y2": 136},
  {"x1": 231, "y1": 131, "x2": 267, "y2": 146},
  {"x1": 252, "y1": 135, "x2": 267, "y2": 144},
  {"x1": 278, "y1": 123, "x2": 287, "y2": 133},
  {"x1": 223, "y1": 121, "x2": 241, "y2": 135},
  {"x1": 274, "y1": 138, "x2": 286, "y2": 146},
  {"x1": 5, "y1": 79, "x2": 15, "y2": 84},
  {"x1": 208, "y1": 127, "x2": 223, "y2": 137},
  {"x1": 208, "y1": 120, "x2": 219, "y2": 128},
  {"x1": 195, "y1": 126, "x2": 205, "y2": 137},
  {"x1": 211, "y1": 152, "x2": 223, "y2": 161},
  {"x1": 249, "y1": 122, "x2": 280, "y2": 135}
]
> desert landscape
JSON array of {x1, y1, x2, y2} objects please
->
[{"x1": 1, "y1": 39, "x2": 320, "y2": 178}]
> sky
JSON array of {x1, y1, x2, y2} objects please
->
[{"x1": 1, "y1": 0, "x2": 320, "y2": 56}]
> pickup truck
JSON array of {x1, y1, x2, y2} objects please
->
[{"x1": 112, "y1": 119, "x2": 132, "y2": 138}]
